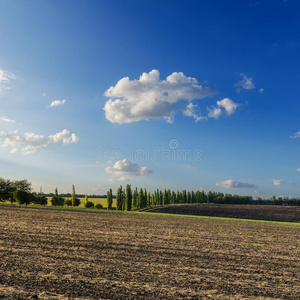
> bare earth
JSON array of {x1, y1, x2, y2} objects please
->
[
  {"x1": 0, "y1": 206, "x2": 299, "y2": 299},
  {"x1": 142, "y1": 204, "x2": 300, "y2": 223}
]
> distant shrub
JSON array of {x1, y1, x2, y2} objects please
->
[
  {"x1": 72, "y1": 198, "x2": 81, "y2": 207},
  {"x1": 95, "y1": 203, "x2": 103, "y2": 209},
  {"x1": 65, "y1": 199, "x2": 72, "y2": 206},
  {"x1": 33, "y1": 195, "x2": 48, "y2": 206},
  {"x1": 51, "y1": 196, "x2": 65, "y2": 206},
  {"x1": 85, "y1": 201, "x2": 94, "y2": 208}
]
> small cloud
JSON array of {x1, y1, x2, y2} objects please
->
[
  {"x1": 48, "y1": 129, "x2": 79, "y2": 145},
  {"x1": 271, "y1": 179, "x2": 285, "y2": 186},
  {"x1": 105, "y1": 159, "x2": 152, "y2": 177},
  {"x1": 0, "y1": 68, "x2": 16, "y2": 93},
  {"x1": 48, "y1": 99, "x2": 66, "y2": 108},
  {"x1": 217, "y1": 98, "x2": 239, "y2": 115},
  {"x1": 258, "y1": 88, "x2": 264, "y2": 94},
  {"x1": 290, "y1": 131, "x2": 300, "y2": 138},
  {"x1": 118, "y1": 177, "x2": 129, "y2": 182},
  {"x1": 216, "y1": 180, "x2": 255, "y2": 189},
  {"x1": 235, "y1": 73, "x2": 255, "y2": 91},
  {"x1": 297, "y1": 168, "x2": 300, "y2": 172},
  {"x1": 42, "y1": 93, "x2": 47, "y2": 97},
  {"x1": 183, "y1": 102, "x2": 206, "y2": 122},
  {"x1": 207, "y1": 107, "x2": 223, "y2": 119},
  {"x1": 208, "y1": 98, "x2": 239, "y2": 119},
  {"x1": 0, "y1": 116, "x2": 15, "y2": 123},
  {"x1": 0, "y1": 129, "x2": 78, "y2": 154}
]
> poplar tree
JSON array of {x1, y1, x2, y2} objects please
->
[
  {"x1": 147, "y1": 192, "x2": 151, "y2": 207},
  {"x1": 107, "y1": 189, "x2": 113, "y2": 210},
  {"x1": 138, "y1": 188, "x2": 145, "y2": 208},
  {"x1": 132, "y1": 187, "x2": 138, "y2": 209},
  {"x1": 116, "y1": 185, "x2": 124, "y2": 210},
  {"x1": 125, "y1": 184, "x2": 132, "y2": 211},
  {"x1": 182, "y1": 190, "x2": 187, "y2": 203}
]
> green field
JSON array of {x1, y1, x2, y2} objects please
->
[{"x1": 46, "y1": 197, "x2": 116, "y2": 208}]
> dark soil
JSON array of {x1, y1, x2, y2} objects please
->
[
  {"x1": 0, "y1": 206, "x2": 299, "y2": 299},
  {"x1": 142, "y1": 204, "x2": 300, "y2": 222}
]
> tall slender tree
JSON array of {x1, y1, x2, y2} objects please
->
[
  {"x1": 107, "y1": 189, "x2": 113, "y2": 210},
  {"x1": 125, "y1": 184, "x2": 132, "y2": 211},
  {"x1": 116, "y1": 185, "x2": 124, "y2": 210},
  {"x1": 132, "y1": 187, "x2": 138, "y2": 209}
]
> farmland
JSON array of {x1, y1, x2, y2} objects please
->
[{"x1": 0, "y1": 206, "x2": 299, "y2": 299}]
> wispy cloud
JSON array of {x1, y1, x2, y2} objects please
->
[
  {"x1": 258, "y1": 88, "x2": 264, "y2": 94},
  {"x1": 0, "y1": 129, "x2": 79, "y2": 154},
  {"x1": 290, "y1": 131, "x2": 300, "y2": 138},
  {"x1": 0, "y1": 116, "x2": 15, "y2": 123},
  {"x1": 48, "y1": 99, "x2": 66, "y2": 108},
  {"x1": 271, "y1": 179, "x2": 286, "y2": 186},
  {"x1": 183, "y1": 102, "x2": 206, "y2": 122},
  {"x1": 0, "y1": 68, "x2": 16, "y2": 93},
  {"x1": 235, "y1": 73, "x2": 255, "y2": 91},
  {"x1": 216, "y1": 180, "x2": 255, "y2": 188},
  {"x1": 104, "y1": 69, "x2": 217, "y2": 124}
]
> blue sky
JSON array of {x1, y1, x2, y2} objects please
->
[{"x1": 0, "y1": 0, "x2": 299, "y2": 197}]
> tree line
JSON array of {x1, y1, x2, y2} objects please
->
[
  {"x1": 110, "y1": 185, "x2": 300, "y2": 211},
  {"x1": 1, "y1": 177, "x2": 300, "y2": 209}
]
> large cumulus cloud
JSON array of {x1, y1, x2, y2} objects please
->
[{"x1": 103, "y1": 70, "x2": 217, "y2": 124}]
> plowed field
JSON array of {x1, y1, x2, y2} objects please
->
[{"x1": 0, "y1": 206, "x2": 299, "y2": 299}]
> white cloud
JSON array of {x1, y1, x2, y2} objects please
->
[
  {"x1": 48, "y1": 99, "x2": 66, "y2": 108},
  {"x1": 49, "y1": 129, "x2": 79, "y2": 144},
  {"x1": 0, "y1": 116, "x2": 15, "y2": 123},
  {"x1": 103, "y1": 69, "x2": 217, "y2": 124},
  {"x1": 0, "y1": 129, "x2": 79, "y2": 154},
  {"x1": 208, "y1": 98, "x2": 239, "y2": 119},
  {"x1": 0, "y1": 68, "x2": 16, "y2": 93},
  {"x1": 235, "y1": 73, "x2": 255, "y2": 90},
  {"x1": 217, "y1": 98, "x2": 239, "y2": 115},
  {"x1": 42, "y1": 93, "x2": 47, "y2": 97},
  {"x1": 183, "y1": 102, "x2": 206, "y2": 122},
  {"x1": 216, "y1": 180, "x2": 255, "y2": 188},
  {"x1": 207, "y1": 107, "x2": 223, "y2": 119},
  {"x1": 105, "y1": 159, "x2": 152, "y2": 177},
  {"x1": 258, "y1": 88, "x2": 264, "y2": 94},
  {"x1": 290, "y1": 131, "x2": 300, "y2": 138},
  {"x1": 271, "y1": 179, "x2": 286, "y2": 186},
  {"x1": 118, "y1": 177, "x2": 129, "y2": 182},
  {"x1": 297, "y1": 168, "x2": 300, "y2": 172}
]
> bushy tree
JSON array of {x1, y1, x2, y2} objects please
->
[
  {"x1": 0, "y1": 178, "x2": 14, "y2": 202},
  {"x1": 65, "y1": 199, "x2": 72, "y2": 206},
  {"x1": 13, "y1": 190, "x2": 33, "y2": 205},
  {"x1": 95, "y1": 203, "x2": 103, "y2": 209},
  {"x1": 12, "y1": 180, "x2": 32, "y2": 193},
  {"x1": 51, "y1": 188, "x2": 65, "y2": 206}
]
